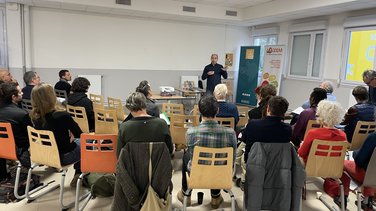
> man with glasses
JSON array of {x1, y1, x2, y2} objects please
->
[{"x1": 362, "y1": 70, "x2": 376, "y2": 104}]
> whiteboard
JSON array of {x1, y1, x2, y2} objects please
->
[{"x1": 78, "y1": 75, "x2": 102, "y2": 95}]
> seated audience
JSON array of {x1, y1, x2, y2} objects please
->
[
  {"x1": 30, "y1": 84, "x2": 82, "y2": 187},
  {"x1": 248, "y1": 84, "x2": 276, "y2": 120},
  {"x1": 302, "y1": 81, "x2": 336, "y2": 109},
  {"x1": 54, "y1": 69, "x2": 72, "y2": 97},
  {"x1": 343, "y1": 133, "x2": 375, "y2": 210},
  {"x1": 0, "y1": 82, "x2": 32, "y2": 181},
  {"x1": 297, "y1": 100, "x2": 348, "y2": 208},
  {"x1": 67, "y1": 77, "x2": 94, "y2": 132},
  {"x1": 213, "y1": 83, "x2": 239, "y2": 126},
  {"x1": 177, "y1": 94, "x2": 237, "y2": 209},
  {"x1": 291, "y1": 88, "x2": 327, "y2": 147},
  {"x1": 116, "y1": 92, "x2": 172, "y2": 157},
  {"x1": 0, "y1": 69, "x2": 16, "y2": 83},
  {"x1": 22, "y1": 71, "x2": 41, "y2": 100},
  {"x1": 243, "y1": 96, "x2": 292, "y2": 164},
  {"x1": 340, "y1": 86, "x2": 375, "y2": 142}
]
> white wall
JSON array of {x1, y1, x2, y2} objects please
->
[{"x1": 6, "y1": 5, "x2": 251, "y2": 100}]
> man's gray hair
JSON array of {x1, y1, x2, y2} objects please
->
[
  {"x1": 362, "y1": 69, "x2": 376, "y2": 79},
  {"x1": 23, "y1": 71, "x2": 37, "y2": 85},
  {"x1": 320, "y1": 81, "x2": 334, "y2": 94}
]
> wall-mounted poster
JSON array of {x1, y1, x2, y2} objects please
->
[
  {"x1": 225, "y1": 53, "x2": 233, "y2": 67},
  {"x1": 261, "y1": 45, "x2": 286, "y2": 94},
  {"x1": 245, "y1": 49, "x2": 255, "y2": 59}
]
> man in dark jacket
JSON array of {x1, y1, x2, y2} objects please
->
[{"x1": 54, "y1": 69, "x2": 72, "y2": 97}]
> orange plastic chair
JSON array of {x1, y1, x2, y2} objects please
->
[{"x1": 75, "y1": 133, "x2": 118, "y2": 211}]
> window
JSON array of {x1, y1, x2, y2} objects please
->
[
  {"x1": 288, "y1": 31, "x2": 325, "y2": 79},
  {"x1": 0, "y1": 7, "x2": 7, "y2": 68},
  {"x1": 342, "y1": 27, "x2": 376, "y2": 83},
  {"x1": 252, "y1": 35, "x2": 278, "y2": 72}
]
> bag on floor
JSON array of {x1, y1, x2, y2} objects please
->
[
  {"x1": 0, "y1": 171, "x2": 41, "y2": 203},
  {"x1": 84, "y1": 173, "x2": 116, "y2": 198}
]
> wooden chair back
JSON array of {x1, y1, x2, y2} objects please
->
[
  {"x1": 54, "y1": 89, "x2": 68, "y2": 99},
  {"x1": 188, "y1": 146, "x2": 233, "y2": 189},
  {"x1": 215, "y1": 117, "x2": 235, "y2": 129},
  {"x1": 363, "y1": 148, "x2": 376, "y2": 187},
  {"x1": 89, "y1": 93, "x2": 104, "y2": 110},
  {"x1": 0, "y1": 122, "x2": 18, "y2": 160},
  {"x1": 21, "y1": 99, "x2": 32, "y2": 112},
  {"x1": 170, "y1": 114, "x2": 199, "y2": 145},
  {"x1": 237, "y1": 105, "x2": 249, "y2": 127},
  {"x1": 80, "y1": 133, "x2": 118, "y2": 173},
  {"x1": 94, "y1": 108, "x2": 118, "y2": 134},
  {"x1": 107, "y1": 97, "x2": 125, "y2": 121},
  {"x1": 349, "y1": 121, "x2": 376, "y2": 151},
  {"x1": 192, "y1": 105, "x2": 200, "y2": 116},
  {"x1": 66, "y1": 105, "x2": 90, "y2": 133},
  {"x1": 304, "y1": 120, "x2": 323, "y2": 139},
  {"x1": 27, "y1": 126, "x2": 62, "y2": 169},
  {"x1": 305, "y1": 139, "x2": 349, "y2": 178},
  {"x1": 162, "y1": 103, "x2": 184, "y2": 118}
]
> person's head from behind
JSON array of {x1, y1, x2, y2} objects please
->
[
  {"x1": 135, "y1": 80, "x2": 151, "y2": 98},
  {"x1": 319, "y1": 81, "x2": 334, "y2": 94},
  {"x1": 0, "y1": 69, "x2": 14, "y2": 83},
  {"x1": 352, "y1": 86, "x2": 368, "y2": 103},
  {"x1": 213, "y1": 84, "x2": 227, "y2": 101},
  {"x1": 211, "y1": 54, "x2": 218, "y2": 65},
  {"x1": 24, "y1": 71, "x2": 41, "y2": 86},
  {"x1": 362, "y1": 69, "x2": 376, "y2": 87},
  {"x1": 71, "y1": 77, "x2": 90, "y2": 93},
  {"x1": 309, "y1": 88, "x2": 327, "y2": 107},
  {"x1": 316, "y1": 100, "x2": 343, "y2": 127},
  {"x1": 59, "y1": 69, "x2": 72, "y2": 81},
  {"x1": 199, "y1": 94, "x2": 218, "y2": 118},
  {"x1": 266, "y1": 96, "x2": 289, "y2": 118},
  {"x1": 125, "y1": 92, "x2": 147, "y2": 114},
  {"x1": 0, "y1": 81, "x2": 22, "y2": 104},
  {"x1": 260, "y1": 84, "x2": 277, "y2": 101},
  {"x1": 30, "y1": 84, "x2": 57, "y2": 120}
]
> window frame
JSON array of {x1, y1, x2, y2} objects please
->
[
  {"x1": 287, "y1": 30, "x2": 327, "y2": 81},
  {"x1": 0, "y1": 6, "x2": 8, "y2": 69},
  {"x1": 340, "y1": 26, "x2": 376, "y2": 86}
]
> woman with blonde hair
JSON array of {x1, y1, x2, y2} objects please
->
[
  {"x1": 213, "y1": 83, "x2": 239, "y2": 126},
  {"x1": 30, "y1": 84, "x2": 82, "y2": 187}
]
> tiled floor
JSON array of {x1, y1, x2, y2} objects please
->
[{"x1": 0, "y1": 151, "x2": 365, "y2": 210}]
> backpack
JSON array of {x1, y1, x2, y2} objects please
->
[
  {"x1": 0, "y1": 170, "x2": 42, "y2": 203},
  {"x1": 84, "y1": 173, "x2": 116, "y2": 198}
]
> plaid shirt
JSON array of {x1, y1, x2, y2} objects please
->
[{"x1": 186, "y1": 120, "x2": 237, "y2": 169}]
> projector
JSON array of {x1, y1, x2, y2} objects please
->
[{"x1": 159, "y1": 86, "x2": 175, "y2": 93}]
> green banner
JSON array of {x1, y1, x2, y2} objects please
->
[{"x1": 236, "y1": 46, "x2": 260, "y2": 106}]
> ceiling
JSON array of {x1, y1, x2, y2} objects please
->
[{"x1": 4, "y1": 0, "x2": 376, "y2": 26}]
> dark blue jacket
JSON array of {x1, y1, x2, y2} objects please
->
[
  {"x1": 354, "y1": 132, "x2": 376, "y2": 170},
  {"x1": 202, "y1": 63, "x2": 227, "y2": 93},
  {"x1": 217, "y1": 101, "x2": 239, "y2": 126},
  {"x1": 344, "y1": 103, "x2": 375, "y2": 142}
]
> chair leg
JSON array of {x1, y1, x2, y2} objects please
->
[
  {"x1": 183, "y1": 189, "x2": 191, "y2": 211},
  {"x1": 339, "y1": 179, "x2": 345, "y2": 211},
  {"x1": 356, "y1": 187, "x2": 362, "y2": 211},
  {"x1": 74, "y1": 173, "x2": 92, "y2": 211},
  {"x1": 60, "y1": 169, "x2": 75, "y2": 210},
  {"x1": 13, "y1": 163, "x2": 25, "y2": 199},
  {"x1": 25, "y1": 163, "x2": 60, "y2": 202},
  {"x1": 225, "y1": 189, "x2": 236, "y2": 211},
  {"x1": 302, "y1": 180, "x2": 307, "y2": 200}
]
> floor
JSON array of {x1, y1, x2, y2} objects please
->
[{"x1": 0, "y1": 151, "x2": 365, "y2": 211}]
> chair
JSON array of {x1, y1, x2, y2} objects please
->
[
  {"x1": 89, "y1": 93, "x2": 104, "y2": 110},
  {"x1": 215, "y1": 117, "x2": 235, "y2": 129},
  {"x1": 162, "y1": 103, "x2": 184, "y2": 118},
  {"x1": 21, "y1": 99, "x2": 32, "y2": 112},
  {"x1": 94, "y1": 108, "x2": 118, "y2": 134},
  {"x1": 191, "y1": 105, "x2": 200, "y2": 116},
  {"x1": 0, "y1": 122, "x2": 31, "y2": 199},
  {"x1": 107, "y1": 97, "x2": 126, "y2": 121},
  {"x1": 183, "y1": 146, "x2": 235, "y2": 211},
  {"x1": 55, "y1": 89, "x2": 68, "y2": 99},
  {"x1": 237, "y1": 105, "x2": 249, "y2": 127},
  {"x1": 305, "y1": 139, "x2": 349, "y2": 211},
  {"x1": 26, "y1": 126, "x2": 83, "y2": 209},
  {"x1": 75, "y1": 133, "x2": 118, "y2": 211},
  {"x1": 351, "y1": 148, "x2": 376, "y2": 211},
  {"x1": 303, "y1": 119, "x2": 323, "y2": 139},
  {"x1": 170, "y1": 114, "x2": 199, "y2": 146},
  {"x1": 66, "y1": 105, "x2": 90, "y2": 133},
  {"x1": 349, "y1": 121, "x2": 376, "y2": 151}
]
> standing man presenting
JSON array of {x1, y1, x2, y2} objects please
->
[{"x1": 202, "y1": 54, "x2": 228, "y2": 93}]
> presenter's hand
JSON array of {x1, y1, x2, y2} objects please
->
[
  {"x1": 222, "y1": 66, "x2": 228, "y2": 71},
  {"x1": 208, "y1": 71, "x2": 215, "y2": 76}
]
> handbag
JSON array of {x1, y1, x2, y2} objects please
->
[{"x1": 140, "y1": 143, "x2": 170, "y2": 211}]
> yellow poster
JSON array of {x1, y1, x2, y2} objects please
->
[
  {"x1": 346, "y1": 30, "x2": 376, "y2": 82},
  {"x1": 245, "y1": 49, "x2": 254, "y2": 60}
]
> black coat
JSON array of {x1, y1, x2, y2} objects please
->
[{"x1": 67, "y1": 92, "x2": 95, "y2": 131}]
